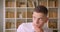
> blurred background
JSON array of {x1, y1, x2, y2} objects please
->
[{"x1": 0, "y1": 0, "x2": 60, "y2": 32}]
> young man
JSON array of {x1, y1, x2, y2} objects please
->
[{"x1": 17, "y1": 5, "x2": 52, "y2": 32}]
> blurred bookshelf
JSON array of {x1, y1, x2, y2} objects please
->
[
  {"x1": 27, "y1": 8, "x2": 34, "y2": 18},
  {"x1": 16, "y1": 0, "x2": 27, "y2": 7},
  {"x1": 16, "y1": 8, "x2": 27, "y2": 18},
  {"x1": 27, "y1": 0, "x2": 37, "y2": 8},
  {"x1": 5, "y1": 0, "x2": 15, "y2": 7},
  {"x1": 16, "y1": 19, "x2": 26, "y2": 28},
  {"x1": 48, "y1": 19, "x2": 58, "y2": 29},
  {"x1": 5, "y1": 8, "x2": 15, "y2": 18},
  {"x1": 5, "y1": 30, "x2": 16, "y2": 32},
  {"x1": 5, "y1": 19, "x2": 15, "y2": 29},
  {"x1": 4, "y1": 0, "x2": 59, "y2": 32},
  {"x1": 48, "y1": 8, "x2": 58, "y2": 19},
  {"x1": 48, "y1": 0, "x2": 58, "y2": 8},
  {"x1": 38, "y1": 0, "x2": 47, "y2": 7}
]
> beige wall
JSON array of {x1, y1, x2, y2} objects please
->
[{"x1": 0, "y1": 0, "x2": 3, "y2": 32}]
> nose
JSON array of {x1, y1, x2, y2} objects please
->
[{"x1": 35, "y1": 19, "x2": 39, "y2": 24}]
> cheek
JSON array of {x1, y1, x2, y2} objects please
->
[
  {"x1": 32, "y1": 19, "x2": 36, "y2": 24},
  {"x1": 32, "y1": 18, "x2": 36, "y2": 22}
]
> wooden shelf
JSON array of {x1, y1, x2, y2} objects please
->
[
  {"x1": 38, "y1": 0, "x2": 47, "y2": 7},
  {"x1": 48, "y1": 8, "x2": 58, "y2": 18},
  {"x1": 16, "y1": 8, "x2": 27, "y2": 18},
  {"x1": 48, "y1": 19, "x2": 58, "y2": 29},
  {"x1": 48, "y1": 0, "x2": 58, "y2": 8},
  {"x1": 16, "y1": 0, "x2": 27, "y2": 7},
  {"x1": 5, "y1": 19, "x2": 15, "y2": 29},
  {"x1": 5, "y1": 0, "x2": 15, "y2": 7},
  {"x1": 5, "y1": 30, "x2": 16, "y2": 32}
]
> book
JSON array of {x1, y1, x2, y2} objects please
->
[
  {"x1": 49, "y1": 11, "x2": 53, "y2": 18},
  {"x1": 10, "y1": 12, "x2": 14, "y2": 18},
  {"x1": 6, "y1": 11, "x2": 8, "y2": 18},
  {"x1": 6, "y1": 11, "x2": 14, "y2": 18},
  {"x1": 6, "y1": 1, "x2": 15, "y2": 7},
  {"x1": 11, "y1": 22, "x2": 15, "y2": 29},
  {"x1": 17, "y1": 12, "x2": 19, "y2": 18},
  {"x1": 16, "y1": 20, "x2": 22, "y2": 28},
  {"x1": 27, "y1": 0, "x2": 34, "y2": 7},
  {"x1": 48, "y1": 1, "x2": 56, "y2": 7},
  {"x1": 53, "y1": 11, "x2": 57, "y2": 18},
  {"x1": 27, "y1": 11, "x2": 32, "y2": 18},
  {"x1": 38, "y1": 1, "x2": 47, "y2": 7},
  {"x1": 49, "y1": 9, "x2": 57, "y2": 18},
  {"x1": 6, "y1": 30, "x2": 16, "y2": 32},
  {"x1": 6, "y1": 22, "x2": 11, "y2": 29},
  {"x1": 16, "y1": 1, "x2": 26, "y2": 7},
  {"x1": 55, "y1": 0, "x2": 58, "y2": 7},
  {"x1": 48, "y1": 19, "x2": 57, "y2": 29},
  {"x1": 22, "y1": 12, "x2": 27, "y2": 18},
  {"x1": 17, "y1": 12, "x2": 22, "y2": 18},
  {"x1": 8, "y1": 12, "x2": 11, "y2": 18}
]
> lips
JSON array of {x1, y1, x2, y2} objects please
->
[
  {"x1": 34, "y1": 24, "x2": 40, "y2": 27},
  {"x1": 35, "y1": 23, "x2": 43, "y2": 28}
]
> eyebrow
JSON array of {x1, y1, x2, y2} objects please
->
[{"x1": 33, "y1": 16, "x2": 45, "y2": 18}]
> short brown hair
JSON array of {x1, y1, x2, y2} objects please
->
[{"x1": 34, "y1": 5, "x2": 48, "y2": 15}]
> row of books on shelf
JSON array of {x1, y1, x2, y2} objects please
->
[
  {"x1": 48, "y1": 11, "x2": 57, "y2": 18},
  {"x1": 5, "y1": 19, "x2": 32, "y2": 29},
  {"x1": 5, "y1": 20, "x2": 25, "y2": 29},
  {"x1": 27, "y1": 11, "x2": 32, "y2": 18},
  {"x1": 5, "y1": 11, "x2": 57, "y2": 18},
  {"x1": 6, "y1": 2, "x2": 15, "y2": 7},
  {"x1": 6, "y1": 11, "x2": 15, "y2": 18},
  {"x1": 16, "y1": 1, "x2": 27, "y2": 7},
  {"x1": 48, "y1": 19, "x2": 57, "y2": 29},
  {"x1": 6, "y1": 19, "x2": 58, "y2": 29},
  {"x1": 6, "y1": 21, "x2": 15, "y2": 29},
  {"x1": 38, "y1": 0, "x2": 58, "y2": 7},
  {"x1": 5, "y1": 11, "x2": 32, "y2": 18},
  {"x1": 17, "y1": 12, "x2": 27, "y2": 18},
  {"x1": 5, "y1": 0, "x2": 58, "y2": 7},
  {"x1": 5, "y1": 0, "x2": 35, "y2": 7},
  {"x1": 6, "y1": 30, "x2": 16, "y2": 32},
  {"x1": 38, "y1": 1, "x2": 47, "y2": 7},
  {"x1": 27, "y1": 0, "x2": 35, "y2": 7},
  {"x1": 16, "y1": 20, "x2": 26, "y2": 28},
  {"x1": 6, "y1": 30, "x2": 58, "y2": 32},
  {"x1": 48, "y1": 0, "x2": 58, "y2": 7}
]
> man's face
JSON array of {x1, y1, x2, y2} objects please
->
[{"x1": 32, "y1": 12, "x2": 47, "y2": 28}]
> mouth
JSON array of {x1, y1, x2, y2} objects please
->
[
  {"x1": 34, "y1": 24, "x2": 40, "y2": 27},
  {"x1": 35, "y1": 24, "x2": 43, "y2": 28}
]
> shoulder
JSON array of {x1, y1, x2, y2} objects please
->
[
  {"x1": 44, "y1": 27, "x2": 53, "y2": 32},
  {"x1": 43, "y1": 23, "x2": 53, "y2": 32},
  {"x1": 19, "y1": 22, "x2": 32, "y2": 26},
  {"x1": 20, "y1": 22, "x2": 32, "y2": 27},
  {"x1": 17, "y1": 22, "x2": 33, "y2": 32}
]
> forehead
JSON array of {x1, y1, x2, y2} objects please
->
[{"x1": 33, "y1": 12, "x2": 46, "y2": 18}]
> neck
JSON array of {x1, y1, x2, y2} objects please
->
[{"x1": 39, "y1": 28, "x2": 44, "y2": 32}]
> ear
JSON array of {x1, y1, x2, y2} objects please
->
[{"x1": 45, "y1": 17, "x2": 48, "y2": 23}]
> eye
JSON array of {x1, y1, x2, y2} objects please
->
[{"x1": 38, "y1": 17, "x2": 45, "y2": 20}]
